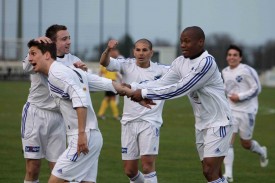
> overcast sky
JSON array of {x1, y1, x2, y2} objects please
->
[{"x1": 1, "y1": 0, "x2": 275, "y2": 53}]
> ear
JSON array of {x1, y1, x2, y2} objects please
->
[
  {"x1": 45, "y1": 51, "x2": 51, "y2": 60},
  {"x1": 199, "y1": 39, "x2": 204, "y2": 47}
]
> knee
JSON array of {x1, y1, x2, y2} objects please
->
[
  {"x1": 124, "y1": 168, "x2": 138, "y2": 179},
  {"x1": 241, "y1": 140, "x2": 251, "y2": 149}
]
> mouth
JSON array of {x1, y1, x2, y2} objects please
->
[{"x1": 32, "y1": 63, "x2": 37, "y2": 69}]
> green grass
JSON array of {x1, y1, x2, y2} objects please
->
[{"x1": 0, "y1": 81, "x2": 274, "y2": 182}]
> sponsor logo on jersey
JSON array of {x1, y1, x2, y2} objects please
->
[
  {"x1": 25, "y1": 146, "x2": 40, "y2": 152},
  {"x1": 121, "y1": 147, "x2": 127, "y2": 153}
]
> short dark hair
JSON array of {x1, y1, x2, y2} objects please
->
[
  {"x1": 45, "y1": 24, "x2": 67, "y2": 42},
  {"x1": 183, "y1": 26, "x2": 205, "y2": 40},
  {"x1": 134, "y1": 39, "x2": 153, "y2": 50},
  {"x1": 27, "y1": 39, "x2": 57, "y2": 60},
  {"x1": 227, "y1": 44, "x2": 242, "y2": 57}
]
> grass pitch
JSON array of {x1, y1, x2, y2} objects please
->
[{"x1": 0, "y1": 81, "x2": 274, "y2": 182}]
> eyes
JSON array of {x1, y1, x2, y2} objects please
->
[
  {"x1": 135, "y1": 48, "x2": 149, "y2": 52},
  {"x1": 59, "y1": 36, "x2": 70, "y2": 42}
]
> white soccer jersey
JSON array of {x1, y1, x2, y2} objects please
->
[
  {"x1": 23, "y1": 53, "x2": 80, "y2": 110},
  {"x1": 48, "y1": 61, "x2": 115, "y2": 135},
  {"x1": 107, "y1": 58, "x2": 170, "y2": 127},
  {"x1": 222, "y1": 63, "x2": 261, "y2": 114},
  {"x1": 56, "y1": 53, "x2": 80, "y2": 66},
  {"x1": 138, "y1": 51, "x2": 232, "y2": 130}
]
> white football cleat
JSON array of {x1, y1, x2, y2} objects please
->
[{"x1": 260, "y1": 146, "x2": 269, "y2": 167}]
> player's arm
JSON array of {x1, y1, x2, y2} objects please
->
[
  {"x1": 86, "y1": 72, "x2": 116, "y2": 92},
  {"x1": 73, "y1": 61, "x2": 88, "y2": 71},
  {"x1": 132, "y1": 57, "x2": 216, "y2": 101},
  {"x1": 131, "y1": 60, "x2": 179, "y2": 90},
  {"x1": 22, "y1": 54, "x2": 35, "y2": 74},
  {"x1": 76, "y1": 107, "x2": 89, "y2": 155},
  {"x1": 236, "y1": 72, "x2": 260, "y2": 101},
  {"x1": 100, "y1": 39, "x2": 118, "y2": 67}
]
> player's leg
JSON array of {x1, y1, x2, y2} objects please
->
[
  {"x1": 124, "y1": 160, "x2": 144, "y2": 183},
  {"x1": 21, "y1": 103, "x2": 46, "y2": 183},
  {"x1": 201, "y1": 126, "x2": 233, "y2": 182},
  {"x1": 46, "y1": 110, "x2": 66, "y2": 171},
  {"x1": 139, "y1": 121, "x2": 160, "y2": 183},
  {"x1": 121, "y1": 122, "x2": 144, "y2": 183},
  {"x1": 223, "y1": 132, "x2": 237, "y2": 182},
  {"x1": 98, "y1": 92, "x2": 110, "y2": 119},
  {"x1": 109, "y1": 94, "x2": 120, "y2": 120},
  {"x1": 239, "y1": 112, "x2": 268, "y2": 167},
  {"x1": 24, "y1": 159, "x2": 41, "y2": 182}
]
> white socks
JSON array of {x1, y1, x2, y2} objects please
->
[
  {"x1": 130, "y1": 171, "x2": 158, "y2": 183},
  {"x1": 130, "y1": 171, "x2": 145, "y2": 183},
  {"x1": 144, "y1": 171, "x2": 157, "y2": 183},
  {"x1": 208, "y1": 177, "x2": 228, "y2": 183},
  {"x1": 24, "y1": 180, "x2": 39, "y2": 183},
  {"x1": 223, "y1": 146, "x2": 234, "y2": 177},
  {"x1": 250, "y1": 140, "x2": 264, "y2": 156}
]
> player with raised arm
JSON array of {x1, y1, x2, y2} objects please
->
[
  {"x1": 128, "y1": 26, "x2": 233, "y2": 183},
  {"x1": 222, "y1": 45, "x2": 268, "y2": 182},
  {"x1": 100, "y1": 39, "x2": 170, "y2": 183}
]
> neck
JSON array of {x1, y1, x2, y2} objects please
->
[
  {"x1": 137, "y1": 61, "x2": 150, "y2": 68},
  {"x1": 190, "y1": 50, "x2": 205, "y2": 60}
]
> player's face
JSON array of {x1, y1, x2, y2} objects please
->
[
  {"x1": 28, "y1": 46, "x2": 47, "y2": 73},
  {"x1": 226, "y1": 49, "x2": 242, "y2": 69},
  {"x1": 133, "y1": 42, "x2": 153, "y2": 68},
  {"x1": 55, "y1": 30, "x2": 71, "y2": 56},
  {"x1": 180, "y1": 30, "x2": 203, "y2": 58}
]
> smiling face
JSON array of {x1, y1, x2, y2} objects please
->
[
  {"x1": 180, "y1": 28, "x2": 204, "y2": 58},
  {"x1": 28, "y1": 46, "x2": 50, "y2": 75},
  {"x1": 55, "y1": 30, "x2": 71, "y2": 56},
  {"x1": 133, "y1": 40, "x2": 153, "y2": 68},
  {"x1": 226, "y1": 48, "x2": 242, "y2": 69}
]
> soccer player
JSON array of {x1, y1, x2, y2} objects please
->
[
  {"x1": 222, "y1": 45, "x2": 268, "y2": 182},
  {"x1": 128, "y1": 26, "x2": 233, "y2": 183},
  {"x1": 27, "y1": 39, "x2": 125, "y2": 183},
  {"x1": 100, "y1": 39, "x2": 170, "y2": 183},
  {"x1": 98, "y1": 48, "x2": 122, "y2": 120},
  {"x1": 21, "y1": 24, "x2": 86, "y2": 183}
]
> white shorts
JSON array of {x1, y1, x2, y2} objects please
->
[
  {"x1": 21, "y1": 102, "x2": 66, "y2": 162},
  {"x1": 52, "y1": 129, "x2": 103, "y2": 182},
  {"x1": 231, "y1": 110, "x2": 256, "y2": 140},
  {"x1": 196, "y1": 125, "x2": 233, "y2": 161},
  {"x1": 121, "y1": 120, "x2": 160, "y2": 160}
]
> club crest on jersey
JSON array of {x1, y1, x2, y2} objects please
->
[
  {"x1": 235, "y1": 75, "x2": 243, "y2": 82},
  {"x1": 122, "y1": 147, "x2": 127, "y2": 153},
  {"x1": 25, "y1": 146, "x2": 40, "y2": 152}
]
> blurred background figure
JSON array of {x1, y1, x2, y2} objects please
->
[{"x1": 97, "y1": 48, "x2": 123, "y2": 120}]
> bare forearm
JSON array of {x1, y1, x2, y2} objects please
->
[{"x1": 99, "y1": 48, "x2": 111, "y2": 67}]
